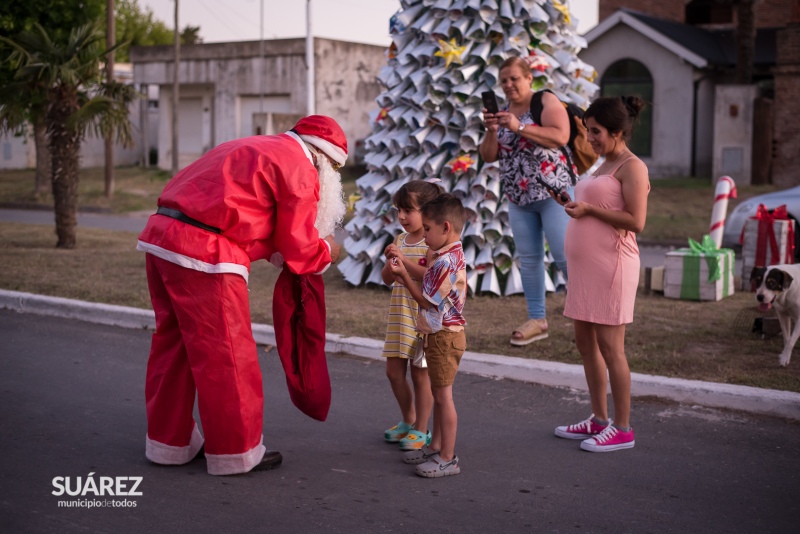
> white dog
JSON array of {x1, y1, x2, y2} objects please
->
[{"x1": 752, "y1": 265, "x2": 800, "y2": 366}]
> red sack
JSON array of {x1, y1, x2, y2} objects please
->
[{"x1": 272, "y1": 268, "x2": 331, "y2": 421}]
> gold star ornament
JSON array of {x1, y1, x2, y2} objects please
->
[{"x1": 434, "y1": 38, "x2": 467, "y2": 68}]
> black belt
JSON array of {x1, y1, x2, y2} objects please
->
[{"x1": 156, "y1": 206, "x2": 221, "y2": 234}]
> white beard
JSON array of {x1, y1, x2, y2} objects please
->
[{"x1": 314, "y1": 151, "x2": 346, "y2": 238}]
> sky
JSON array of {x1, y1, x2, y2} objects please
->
[{"x1": 139, "y1": 0, "x2": 599, "y2": 46}]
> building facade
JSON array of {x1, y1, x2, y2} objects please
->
[{"x1": 130, "y1": 37, "x2": 385, "y2": 170}]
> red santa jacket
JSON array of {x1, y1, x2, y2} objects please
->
[{"x1": 137, "y1": 132, "x2": 331, "y2": 280}]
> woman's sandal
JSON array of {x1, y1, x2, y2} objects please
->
[{"x1": 510, "y1": 318, "x2": 549, "y2": 346}]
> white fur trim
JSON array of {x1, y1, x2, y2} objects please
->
[
  {"x1": 136, "y1": 241, "x2": 250, "y2": 283},
  {"x1": 146, "y1": 423, "x2": 204, "y2": 465},
  {"x1": 298, "y1": 134, "x2": 347, "y2": 166},
  {"x1": 284, "y1": 130, "x2": 315, "y2": 164},
  {"x1": 205, "y1": 436, "x2": 267, "y2": 476},
  {"x1": 315, "y1": 239, "x2": 331, "y2": 275}
]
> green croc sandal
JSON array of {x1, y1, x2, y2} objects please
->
[
  {"x1": 398, "y1": 429, "x2": 431, "y2": 450},
  {"x1": 384, "y1": 421, "x2": 414, "y2": 443}
]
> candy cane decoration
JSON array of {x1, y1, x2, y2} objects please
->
[{"x1": 709, "y1": 176, "x2": 737, "y2": 248}]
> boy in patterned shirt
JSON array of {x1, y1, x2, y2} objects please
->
[{"x1": 389, "y1": 193, "x2": 467, "y2": 478}]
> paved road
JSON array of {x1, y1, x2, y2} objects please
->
[{"x1": 1, "y1": 310, "x2": 798, "y2": 533}]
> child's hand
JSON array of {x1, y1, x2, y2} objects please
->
[
  {"x1": 388, "y1": 256, "x2": 408, "y2": 281},
  {"x1": 384, "y1": 243, "x2": 404, "y2": 261}
]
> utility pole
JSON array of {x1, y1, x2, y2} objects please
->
[
  {"x1": 172, "y1": 0, "x2": 180, "y2": 176},
  {"x1": 306, "y1": 0, "x2": 315, "y2": 115},
  {"x1": 259, "y1": 0, "x2": 264, "y2": 113},
  {"x1": 104, "y1": 0, "x2": 115, "y2": 197}
]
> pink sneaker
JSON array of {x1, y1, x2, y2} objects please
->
[
  {"x1": 554, "y1": 414, "x2": 610, "y2": 440},
  {"x1": 580, "y1": 425, "x2": 635, "y2": 452}
]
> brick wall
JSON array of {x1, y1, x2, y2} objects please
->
[
  {"x1": 757, "y1": 0, "x2": 800, "y2": 27},
  {"x1": 599, "y1": 0, "x2": 685, "y2": 23},
  {"x1": 771, "y1": 24, "x2": 800, "y2": 187},
  {"x1": 599, "y1": 0, "x2": 798, "y2": 28}
]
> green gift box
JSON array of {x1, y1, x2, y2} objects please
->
[{"x1": 664, "y1": 236, "x2": 735, "y2": 301}]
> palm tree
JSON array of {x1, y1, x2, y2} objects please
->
[{"x1": 1, "y1": 22, "x2": 137, "y2": 248}]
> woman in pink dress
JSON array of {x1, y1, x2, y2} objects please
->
[{"x1": 552, "y1": 96, "x2": 650, "y2": 452}]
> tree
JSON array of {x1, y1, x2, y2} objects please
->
[
  {"x1": 111, "y1": 0, "x2": 201, "y2": 62},
  {"x1": 1, "y1": 22, "x2": 137, "y2": 248},
  {"x1": 0, "y1": 0, "x2": 104, "y2": 196},
  {"x1": 341, "y1": 1, "x2": 595, "y2": 295},
  {"x1": 715, "y1": 0, "x2": 758, "y2": 84}
]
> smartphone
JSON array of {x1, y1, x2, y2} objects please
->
[
  {"x1": 481, "y1": 91, "x2": 499, "y2": 114},
  {"x1": 535, "y1": 176, "x2": 571, "y2": 203}
]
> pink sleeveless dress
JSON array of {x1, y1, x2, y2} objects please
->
[{"x1": 563, "y1": 157, "x2": 644, "y2": 325}]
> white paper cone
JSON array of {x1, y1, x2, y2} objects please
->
[
  {"x1": 422, "y1": 126, "x2": 446, "y2": 153},
  {"x1": 394, "y1": 3, "x2": 426, "y2": 29},
  {"x1": 411, "y1": 10, "x2": 438, "y2": 33},
  {"x1": 344, "y1": 259, "x2": 367, "y2": 286},
  {"x1": 441, "y1": 128, "x2": 460, "y2": 150},
  {"x1": 478, "y1": 0, "x2": 497, "y2": 24},
  {"x1": 459, "y1": 130, "x2": 481, "y2": 152},
  {"x1": 483, "y1": 63, "x2": 500, "y2": 87},
  {"x1": 432, "y1": 17, "x2": 452, "y2": 39},
  {"x1": 471, "y1": 174, "x2": 487, "y2": 197},
  {"x1": 465, "y1": 18, "x2": 487, "y2": 42},
  {"x1": 463, "y1": 219, "x2": 484, "y2": 246},
  {"x1": 544, "y1": 270, "x2": 556, "y2": 293},
  {"x1": 498, "y1": 0, "x2": 513, "y2": 23},
  {"x1": 452, "y1": 175, "x2": 470, "y2": 197},
  {"x1": 485, "y1": 178, "x2": 501, "y2": 201},
  {"x1": 365, "y1": 258, "x2": 387, "y2": 286},
  {"x1": 462, "y1": 193, "x2": 480, "y2": 221},
  {"x1": 480, "y1": 266, "x2": 501, "y2": 295},
  {"x1": 467, "y1": 268, "x2": 479, "y2": 295},
  {"x1": 505, "y1": 262, "x2": 524, "y2": 295},
  {"x1": 449, "y1": 0, "x2": 468, "y2": 20},
  {"x1": 424, "y1": 150, "x2": 450, "y2": 176},
  {"x1": 451, "y1": 15, "x2": 471, "y2": 37},
  {"x1": 483, "y1": 218, "x2": 503, "y2": 243},
  {"x1": 480, "y1": 198, "x2": 498, "y2": 218},
  {"x1": 474, "y1": 244, "x2": 493, "y2": 274},
  {"x1": 469, "y1": 40, "x2": 491, "y2": 62},
  {"x1": 493, "y1": 241, "x2": 512, "y2": 274},
  {"x1": 463, "y1": 243, "x2": 477, "y2": 267}
]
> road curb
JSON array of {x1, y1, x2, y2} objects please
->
[{"x1": 3, "y1": 289, "x2": 799, "y2": 421}]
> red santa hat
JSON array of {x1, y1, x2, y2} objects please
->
[{"x1": 292, "y1": 115, "x2": 348, "y2": 167}]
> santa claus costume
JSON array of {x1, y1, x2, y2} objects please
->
[{"x1": 137, "y1": 116, "x2": 347, "y2": 475}]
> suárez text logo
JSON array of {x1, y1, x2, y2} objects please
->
[{"x1": 52, "y1": 473, "x2": 143, "y2": 497}]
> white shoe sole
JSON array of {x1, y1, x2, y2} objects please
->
[
  {"x1": 580, "y1": 440, "x2": 635, "y2": 452},
  {"x1": 554, "y1": 428, "x2": 595, "y2": 439},
  {"x1": 509, "y1": 333, "x2": 548, "y2": 346}
]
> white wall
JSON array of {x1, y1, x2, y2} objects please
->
[{"x1": 580, "y1": 25, "x2": 697, "y2": 177}]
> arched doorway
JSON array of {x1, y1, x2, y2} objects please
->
[{"x1": 601, "y1": 59, "x2": 653, "y2": 157}]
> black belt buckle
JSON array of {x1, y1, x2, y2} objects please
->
[{"x1": 156, "y1": 206, "x2": 222, "y2": 234}]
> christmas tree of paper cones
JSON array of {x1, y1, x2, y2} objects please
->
[{"x1": 339, "y1": 0, "x2": 598, "y2": 295}]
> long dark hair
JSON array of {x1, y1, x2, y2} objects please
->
[
  {"x1": 583, "y1": 96, "x2": 646, "y2": 141},
  {"x1": 392, "y1": 179, "x2": 441, "y2": 211}
]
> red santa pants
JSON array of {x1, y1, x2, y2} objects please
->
[{"x1": 144, "y1": 254, "x2": 266, "y2": 475}]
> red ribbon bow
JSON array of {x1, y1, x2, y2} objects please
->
[{"x1": 752, "y1": 204, "x2": 795, "y2": 266}]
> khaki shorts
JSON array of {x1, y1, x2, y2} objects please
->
[{"x1": 425, "y1": 330, "x2": 467, "y2": 387}]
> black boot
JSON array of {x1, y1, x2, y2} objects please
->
[{"x1": 251, "y1": 450, "x2": 282, "y2": 472}]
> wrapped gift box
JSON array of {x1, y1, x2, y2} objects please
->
[
  {"x1": 664, "y1": 247, "x2": 735, "y2": 301},
  {"x1": 741, "y1": 218, "x2": 795, "y2": 290}
]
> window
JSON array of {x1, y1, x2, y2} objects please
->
[{"x1": 601, "y1": 59, "x2": 653, "y2": 157}]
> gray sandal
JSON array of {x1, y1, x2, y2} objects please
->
[{"x1": 415, "y1": 453, "x2": 461, "y2": 477}]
